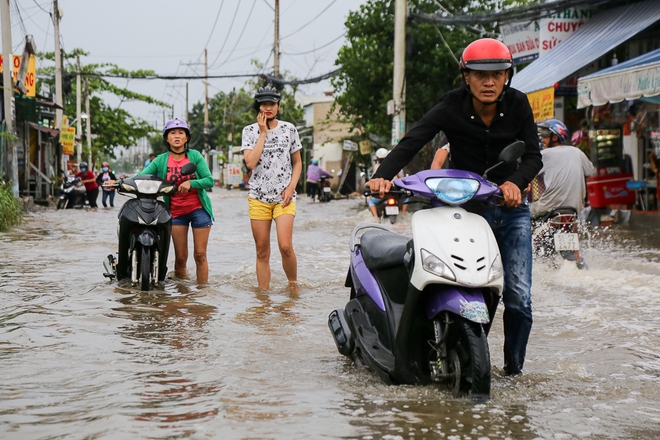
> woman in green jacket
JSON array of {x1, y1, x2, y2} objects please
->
[{"x1": 141, "y1": 119, "x2": 214, "y2": 283}]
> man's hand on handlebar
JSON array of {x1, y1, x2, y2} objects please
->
[
  {"x1": 499, "y1": 181, "x2": 522, "y2": 207},
  {"x1": 365, "y1": 178, "x2": 393, "y2": 198}
]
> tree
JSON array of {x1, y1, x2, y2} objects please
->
[
  {"x1": 38, "y1": 49, "x2": 170, "y2": 163},
  {"x1": 331, "y1": 0, "x2": 538, "y2": 170}
]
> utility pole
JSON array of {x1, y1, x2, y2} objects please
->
[
  {"x1": 185, "y1": 82, "x2": 189, "y2": 123},
  {"x1": 76, "y1": 54, "x2": 82, "y2": 165},
  {"x1": 204, "y1": 49, "x2": 209, "y2": 151},
  {"x1": 274, "y1": 0, "x2": 280, "y2": 77},
  {"x1": 85, "y1": 78, "x2": 91, "y2": 166},
  {"x1": 392, "y1": 0, "x2": 407, "y2": 146},
  {"x1": 1, "y1": 0, "x2": 18, "y2": 196},
  {"x1": 53, "y1": 0, "x2": 63, "y2": 130}
]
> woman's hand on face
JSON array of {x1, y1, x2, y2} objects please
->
[
  {"x1": 257, "y1": 111, "x2": 268, "y2": 133},
  {"x1": 178, "y1": 180, "x2": 191, "y2": 194}
]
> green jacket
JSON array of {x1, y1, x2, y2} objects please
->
[{"x1": 140, "y1": 149, "x2": 215, "y2": 221}]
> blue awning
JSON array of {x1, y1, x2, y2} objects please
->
[
  {"x1": 577, "y1": 47, "x2": 660, "y2": 107},
  {"x1": 510, "y1": 0, "x2": 660, "y2": 94}
]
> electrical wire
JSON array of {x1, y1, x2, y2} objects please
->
[
  {"x1": 281, "y1": 0, "x2": 338, "y2": 40},
  {"x1": 203, "y1": 0, "x2": 225, "y2": 49},
  {"x1": 208, "y1": 0, "x2": 243, "y2": 69},
  {"x1": 282, "y1": 33, "x2": 345, "y2": 56},
  {"x1": 211, "y1": 0, "x2": 258, "y2": 70}
]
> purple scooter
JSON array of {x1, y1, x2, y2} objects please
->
[{"x1": 328, "y1": 141, "x2": 525, "y2": 398}]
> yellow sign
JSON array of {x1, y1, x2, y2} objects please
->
[
  {"x1": 0, "y1": 54, "x2": 37, "y2": 97},
  {"x1": 359, "y1": 140, "x2": 371, "y2": 156},
  {"x1": 61, "y1": 127, "x2": 76, "y2": 156},
  {"x1": 527, "y1": 87, "x2": 554, "y2": 122}
]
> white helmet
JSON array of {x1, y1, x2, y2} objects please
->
[{"x1": 375, "y1": 148, "x2": 389, "y2": 159}]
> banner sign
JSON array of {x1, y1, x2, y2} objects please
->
[
  {"x1": 501, "y1": 8, "x2": 595, "y2": 64},
  {"x1": 527, "y1": 87, "x2": 555, "y2": 122},
  {"x1": 343, "y1": 140, "x2": 358, "y2": 151},
  {"x1": 0, "y1": 54, "x2": 37, "y2": 97},
  {"x1": 501, "y1": 20, "x2": 540, "y2": 65},
  {"x1": 60, "y1": 127, "x2": 76, "y2": 156}
]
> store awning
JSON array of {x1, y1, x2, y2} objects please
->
[
  {"x1": 577, "y1": 47, "x2": 660, "y2": 108},
  {"x1": 510, "y1": 0, "x2": 660, "y2": 95},
  {"x1": 27, "y1": 121, "x2": 59, "y2": 137}
]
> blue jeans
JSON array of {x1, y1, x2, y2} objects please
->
[
  {"x1": 471, "y1": 202, "x2": 533, "y2": 375},
  {"x1": 101, "y1": 190, "x2": 115, "y2": 207}
]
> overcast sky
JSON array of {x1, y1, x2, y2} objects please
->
[{"x1": 9, "y1": 0, "x2": 368, "y2": 127}]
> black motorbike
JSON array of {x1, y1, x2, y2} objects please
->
[
  {"x1": 103, "y1": 163, "x2": 197, "y2": 291},
  {"x1": 57, "y1": 174, "x2": 87, "y2": 209},
  {"x1": 532, "y1": 206, "x2": 586, "y2": 269},
  {"x1": 318, "y1": 175, "x2": 333, "y2": 202}
]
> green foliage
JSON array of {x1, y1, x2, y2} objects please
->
[
  {"x1": 0, "y1": 182, "x2": 22, "y2": 231},
  {"x1": 332, "y1": 0, "x2": 506, "y2": 137},
  {"x1": 37, "y1": 49, "x2": 169, "y2": 161},
  {"x1": 184, "y1": 76, "x2": 304, "y2": 156}
]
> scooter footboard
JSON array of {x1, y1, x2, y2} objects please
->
[{"x1": 418, "y1": 285, "x2": 494, "y2": 325}]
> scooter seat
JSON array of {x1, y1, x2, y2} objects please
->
[{"x1": 360, "y1": 230, "x2": 411, "y2": 270}]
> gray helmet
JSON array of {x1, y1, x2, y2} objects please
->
[
  {"x1": 79, "y1": 161, "x2": 88, "y2": 168},
  {"x1": 254, "y1": 85, "x2": 281, "y2": 103}
]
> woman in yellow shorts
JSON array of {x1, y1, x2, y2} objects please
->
[{"x1": 241, "y1": 85, "x2": 303, "y2": 290}]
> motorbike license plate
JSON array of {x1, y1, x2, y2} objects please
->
[
  {"x1": 385, "y1": 206, "x2": 399, "y2": 216},
  {"x1": 554, "y1": 233, "x2": 579, "y2": 250},
  {"x1": 323, "y1": 187, "x2": 331, "y2": 192}
]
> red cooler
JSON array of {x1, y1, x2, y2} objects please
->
[{"x1": 586, "y1": 173, "x2": 634, "y2": 208}]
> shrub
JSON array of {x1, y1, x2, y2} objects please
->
[{"x1": 0, "y1": 182, "x2": 23, "y2": 231}]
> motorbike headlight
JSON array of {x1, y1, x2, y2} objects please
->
[
  {"x1": 121, "y1": 182, "x2": 136, "y2": 192},
  {"x1": 488, "y1": 254, "x2": 503, "y2": 283},
  {"x1": 421, "y1": 248, "x2": 456, "y2": 281},
  {"x1": 134, "y1": 180, "x2": 160, "y2": 194},
  {"x1": 425, "y1": 178, "x2": 480, "y2": 205},
  {"x1": 159, "y1": 184, "x2": 176, "y2": 195}
]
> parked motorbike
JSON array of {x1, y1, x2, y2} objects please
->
[
  {"x1": 102, "y1": 163, "x2": 197, "y2": 291},
  {"x1": 532, "y1": 206, "x2": 586, "y2": 269},
  {"x1": 328, "y1": 141, "x2": 525, "y2": 398},
  {"x1": 318, "y1": 175, "x2": 333, "y2": 202},
  {"x1": 57, "y1": 174, "x2": 87, "y2": 209}
]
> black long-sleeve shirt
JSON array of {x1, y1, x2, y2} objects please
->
[{"x1": 372, "y1": 86, "x2": 542, "y2": 191}]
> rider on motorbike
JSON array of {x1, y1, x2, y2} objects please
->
[
  {"x1": 368, "y1": 148, "x2": 408, "y2": 218},
  {"x1": 530, "y1": 118, "x2": 595, "y2": 269},
  {"x1": 306, "y1": 159, "x2": 333, "y2": 202},
  {"x1": 367, "y1": 38, "x2": 542, "y2": 376}
]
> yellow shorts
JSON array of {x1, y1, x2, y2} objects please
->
[{"x1": 248, "y1": 197, "x2": 296, "y2": 220}]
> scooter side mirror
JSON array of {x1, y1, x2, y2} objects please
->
[
  {"x1": 482, "y1": 140, "x2": 526, "y2": 178},
  {"x1": 498, "y1": 140, "x2": 526, "y2": 164},
  {"x1": 180, "y1": 163, "x2": 197, "y2": 176}
]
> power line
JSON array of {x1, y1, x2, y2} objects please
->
[
  {"x1": 282, "y1": 33, "x2": 345, "y2": 56},
  {"x1": 208, "y1": 0, "x2": 242, "y2": 69},
  {"x1": 212, "y1": 0, "x2": 258, "y2": 70},
  {"x1": 203, "y1": 0, "x2": 225, "y2": 49},
  {"x1": 281, "y1": 0, "x2": 338, "y2": 40}
]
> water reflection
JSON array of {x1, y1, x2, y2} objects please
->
[{"x1": 111, "y1": 284, "x2": 221, "y2": 430}]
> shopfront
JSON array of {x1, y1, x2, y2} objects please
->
[{"x1": 578, "y1": 47, "x2": 660, "y2": 211}]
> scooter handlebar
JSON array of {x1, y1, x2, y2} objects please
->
[{"x1": 363, "y1": 188, "x2": 411, "y2": 197}]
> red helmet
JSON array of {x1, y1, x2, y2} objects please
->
[{"x1": 459, "y1": 38, "x2": 513, "y2": 71}]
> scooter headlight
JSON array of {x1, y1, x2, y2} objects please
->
[
  {"x1": 159, "y1": 183, "x2": 176, "y2": 195},
  {"x1": 488, "y1": 254, "x2": 503, "y2": 283},
  {"x1": 425, "y1": 177, "x2": 480, "y2": 205},
  {"x1": 421, "y1": 248, "x2": 456, "y2": 281},
  {"x1": 134, "y1": 180, "x2": 160, "y2": 194},
  {"x1": 120, "y1": 181, "x2": 137, "y2": 192}
]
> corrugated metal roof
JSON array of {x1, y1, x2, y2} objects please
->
[{"x1": 510, "y1": 0, "x2": 660, "y2": 94}]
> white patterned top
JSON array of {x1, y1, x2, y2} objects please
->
[{"x1": 241, "y1": 120, "x2": 302, "y2": 203}]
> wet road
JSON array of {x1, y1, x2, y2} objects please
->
[{"x1": 1, "y1": 189, "x2": 660, "y2": 439}]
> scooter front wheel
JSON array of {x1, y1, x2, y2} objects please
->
[
  {"x1": 57, "y1": 198, "x2": 68, "y2": 210},
  {"x1": 140, "y1": 246, "x2": 151, "y2": 291},
  {"x1": 446, "y1": 317, "x2": 491, "y2": 397}
]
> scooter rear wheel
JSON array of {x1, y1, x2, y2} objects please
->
[
  {"x1": 57, "y1": 198, "x2": 68, "y2": 210},
  {"x1": 140, "y1": 246, "x2": 151, "y2": 291}
]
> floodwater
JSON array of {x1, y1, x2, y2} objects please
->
[{"x1": 1, "y1": 189, "x2": 660, "y2": 439}]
